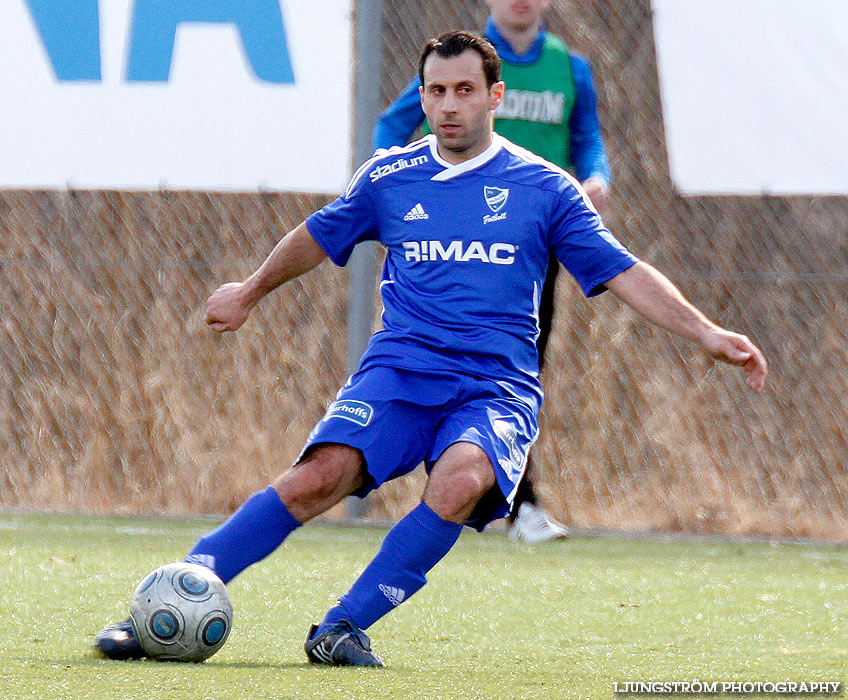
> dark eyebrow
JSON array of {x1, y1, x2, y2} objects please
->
[{"x1": 425, "y1": 79, "x2": 476, "y2": 90}]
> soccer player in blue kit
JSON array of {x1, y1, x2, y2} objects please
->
[{"x1": 96, "y1": 31, "x2": 768, "y2": 667}]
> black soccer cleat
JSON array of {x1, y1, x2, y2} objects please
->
[
  {"x1": 94, "y1": 619, "x2": 148, "y2": 660},
  {"x1": 304, "y1": 619, "x2": 385, "y2": 667}
]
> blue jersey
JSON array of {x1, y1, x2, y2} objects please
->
[{"x1": 306, "y1": 134, "x2": 637, "y2": 408}]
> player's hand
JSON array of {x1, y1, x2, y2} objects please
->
[
  {"x1": 581, "y1": 176, "x2": 608, "y2": 214},
  {"x1": 205, "y1": 282, "x2": 252, "y2": 333},
  {"x1": 700, "y1": 327, "x2": 768, "y2": 392}
]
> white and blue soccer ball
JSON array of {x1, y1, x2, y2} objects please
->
[{"x1": 129, "y1": 562, "x2": 232, "y2": 662}]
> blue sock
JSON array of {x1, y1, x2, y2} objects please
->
[
  {"x1": 185, "y1": 486, "x2": 301, "y2": 584},
  {"x1": 317, "y1": 502, "x2": 463, "y2": 634}
]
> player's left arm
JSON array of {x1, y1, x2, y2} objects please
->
[
  {"x1": 568, "y1": 55, "x2": 611, "y2": 213},
  {"x1": 605, "y1": 261, "x2": 768, "y2": 392}
]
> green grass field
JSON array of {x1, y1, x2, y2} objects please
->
[{"x1": 1, "y1": 512, "x2": 846, "y2": 700}]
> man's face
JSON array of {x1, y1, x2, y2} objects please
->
[
  {"x1": 419, "y1": 50, "x2": 504, "y2": 162},
  {"x1": 485, "y1": 0, "x2": 551, "y2": 33}
]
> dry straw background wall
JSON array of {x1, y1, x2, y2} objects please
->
[{"x1": 3, "y1": 0, "x2": 848, "y2": 539}]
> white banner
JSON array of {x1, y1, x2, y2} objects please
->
[
  {"x1": 0, "y1": 0, "x2": 352, "y2": 193},
  {"x1": 652, "y1": 0, "x2": 848, "y2": 195}
]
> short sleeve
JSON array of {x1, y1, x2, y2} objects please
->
[
  {"x1": 306, "y1": 164, "x2": 380, "y2": 267},
  {"x1": 549, "y1": 180, "x2": 638, "y2": 296}
]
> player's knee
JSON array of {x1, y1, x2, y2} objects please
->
[
  {"x1": 273, "y1": 444, "x2": 365, "y2": 521},
  {"x1": 425, "y1": 446, "x2": 496, "y2": 523},
  {"x1": 426, "y1": 470, "x2": 492, "y2": 523}
]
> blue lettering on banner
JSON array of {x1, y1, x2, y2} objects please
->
[
  {"x1": 127, "y1": 0, "x2": 294, "y2": 83},
  {"x1": 24, "y1": 0, "x2": 102, "y2": 81},
  {"x1": 23, "y1": 0, "x2": 295, "y2": 84},
  {"x1": 328, "y1": 400, "x2": 374, "y2": 427}
]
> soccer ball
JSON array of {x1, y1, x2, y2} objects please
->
[{"x1": 129, "y1": 562, "x2": 233, "y2": 662}]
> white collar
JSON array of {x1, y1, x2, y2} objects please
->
[{"x1": 428, "y1": 133, "x2": 503, "y2": 182}]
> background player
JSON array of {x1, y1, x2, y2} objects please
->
[
  {"x1": 96, "y1": 31, "x2": 766, "y2": 668},
  {"x1": 375, "y1": 0, "x2": 611, "y2": 541}
]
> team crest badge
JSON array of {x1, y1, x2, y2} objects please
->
[{"x1": 484, "y1": 186, "x2": 509, "y2": 212}]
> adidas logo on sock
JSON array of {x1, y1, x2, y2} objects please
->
[
  {"x1": 378, "y1": 584, "x2": 406, "y2": 606},
  {"x1": 403, "y1": 203, "x2": 429, "y2": 221}
]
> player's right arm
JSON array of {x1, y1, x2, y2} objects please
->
[
  {"x1": 372, "y1": 77, "x2": 426, "y2": 149},
  {"x1": 205, "y1": 221, "x2": 326, "y2": 333},
  {"x1": 207, "y1": 151, "x2": 382, "y2": 333}
]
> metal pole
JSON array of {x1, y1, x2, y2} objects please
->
[{"x1": 345, "y1": 0, "x2": 383, "y2": 519}]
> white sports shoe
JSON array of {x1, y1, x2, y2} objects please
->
[{"x1": 508, "y1": 503, "x2": 569, "y2": 543}]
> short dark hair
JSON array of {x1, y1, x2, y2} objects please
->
[{"x1": 418, "y1": 31, "x2": 501, "y2": 88}]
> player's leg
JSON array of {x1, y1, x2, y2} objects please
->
[
  {"x1": 95, "y1": 444, "x2": 366, "y2": 660},
  {"x1": 509, "y1": 253, "x2": 568, "y2": 542},
  {"x1": 423, "y1": 441, "x2": 498, "y2": 521},
  {"x1": 535, "y1": 251, "x2": 560, "y2": 374},
  {"x1": 186, "y1": 362, "x2": 439, "y2": 588},
  {"x1": 306, "y1": 442, "x2": 494, "y2": 666},
  {"x1": 95, "y1": 366, "x2": 415, "y2": 660},
  {"x1": 185, "y1": 444, "x2": 366, "y2": 583},
  {"x1": 299, "y1": 367, "x2": 464, "y2": 666},
  {"x1": 310, "y1": 377, "x2": 544, "y2": 662},
  {"x1": 509, "y1": 476, "x2": 569, "y2": 541},
  {"x1": 190, "y1": 364, "x2": 444, "y2": 600},
  {"x1": 328, "y1": 441, "x2": 494, "y2": 624},
  {"x1": 509, "y1": 494, "x2": 569, "y2": 542},
  {"x1": 308, "y1": 375, "x2": 541, "y2": 666},
  {"x1": 511, "y1": 473, "x2": 540, "y2": 515},
  {"x1": 97, "y1": 365, "x2": 445, "y2": 664},
  {"x1": 510, "y1": 252, "x2": 557, "y2": 520}
]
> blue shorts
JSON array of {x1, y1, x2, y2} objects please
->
[{"x1": 299, "y1": 366, "x2": 539, "y2": 530}]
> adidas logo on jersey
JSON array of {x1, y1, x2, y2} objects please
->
[
  {"x1": 403, "y1": 203, "x2": 429, "y2": 221},
  {"x1": 378, "y1": 584, "x2": 406, "y2": 607}
]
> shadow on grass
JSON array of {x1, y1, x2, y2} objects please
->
[{"x1": 23, "y1": 653, "x2": 391, "y2": 673}]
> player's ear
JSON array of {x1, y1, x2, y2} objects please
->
[{"x1": 489, "y1": 81, "x2": 505, "y2": 111}]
